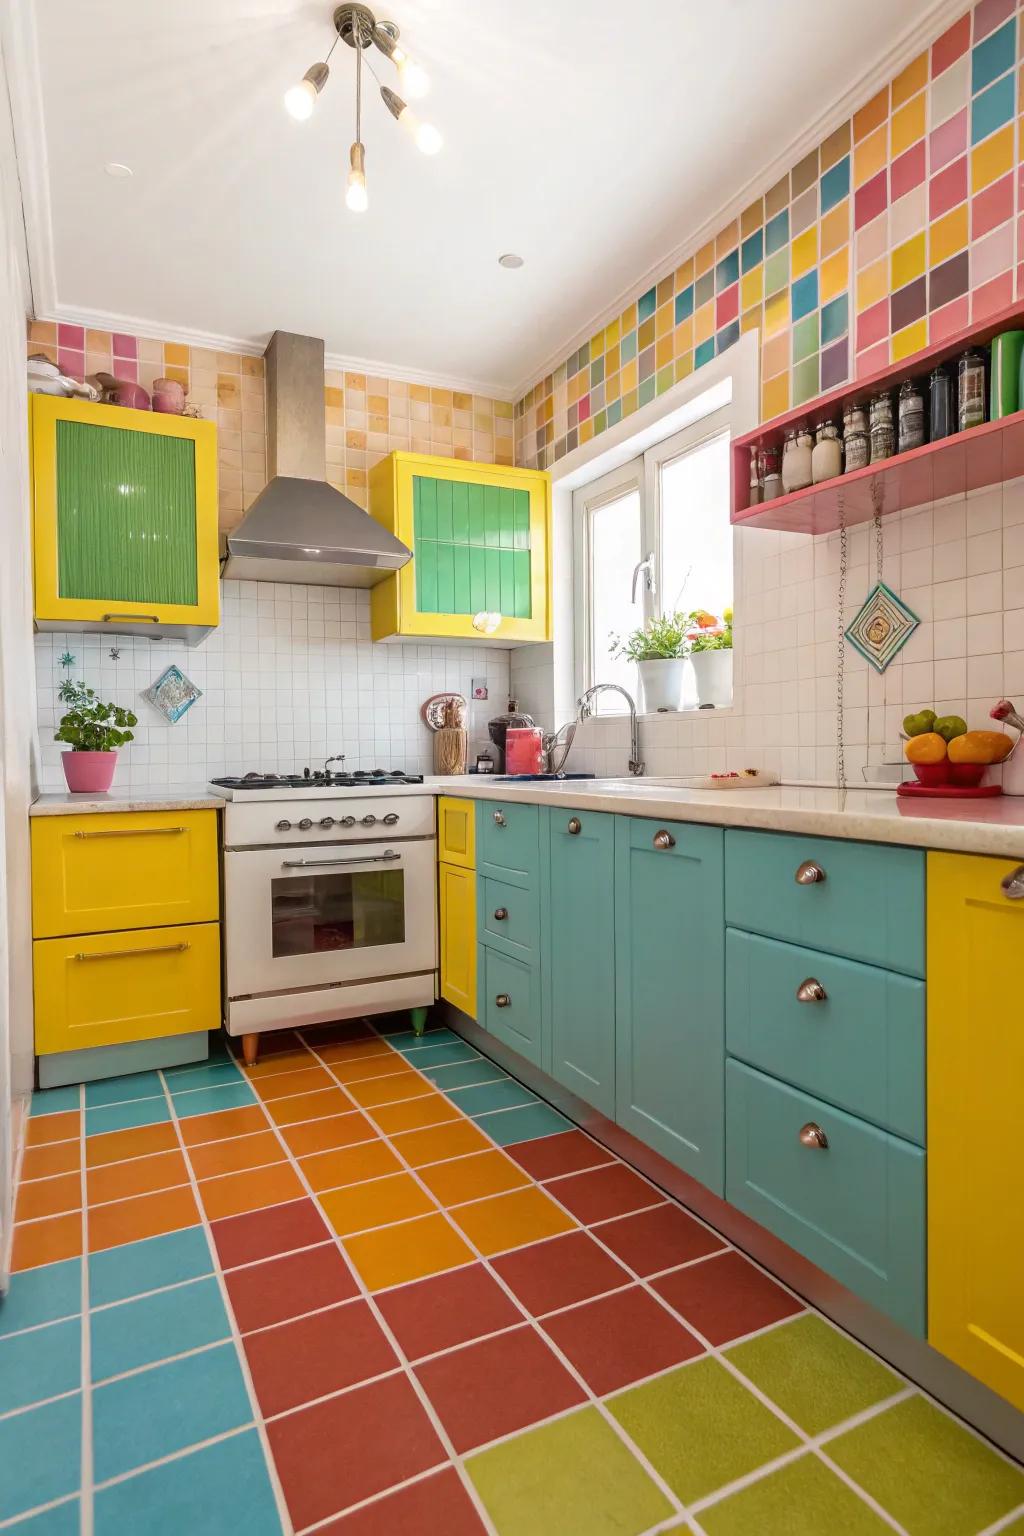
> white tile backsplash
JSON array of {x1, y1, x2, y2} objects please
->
[{"x1": 35, "y1": 580, "x2": 511, "y2": 790}]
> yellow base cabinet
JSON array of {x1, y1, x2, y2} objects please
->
[
  {"x1": 928, "y1": 851, "x2": 1024, "y2": 1411},
  {"x1": 369, "y1": 451, "x2": 551, "y2": 643},
  {"x1": 438, "y1": 794, "x2": 476, "y2": 869},
  {"x1": 439, "y1": 862, "x2": 476, "y2": 1018}
]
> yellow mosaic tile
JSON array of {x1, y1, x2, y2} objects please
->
[
  {"x1": 891, "y1": 233, "x2": 926, "y2": 291},
  {"x1": 857, "y1": 257, "x2": 889, "y2": 313},
  {"x1": 673, "y1": 257, "x2": 695, "y2": 289},
  {"x1": 892, "y1": 52, "x2": 928, "y2": 111},
  {"x1": 853, "y1": 86, "x2": 889, "y2": 143},
  {"x1": 972, "y1": 124, "x2": 1014, "y2": 192},
  {"x1": 854, "y1": 125, "x2": 888, "y2": 188},
  {"x1": 892, "y1": 319, "x2": 928, "y2": 361},
  {"x1": 930, "y1": 205, "x2": 969, "y2": 266},
  {"x1": 741, "y1": 305, "x2": 761, "y2": 336},
  {"x1": 791, "y1": 228, "x2": 818, "y2": 279},
  {"x1": 694, "y1": 302, "x2": 715, "y2": 346},
  {"x1": 695, "y1": 240, "x2": 715, "y2": 275},
  {"x1": 674, "y1": 317, "x2": 694, "y2": 354},
  {"x1": 820, "y1": 203, "x2": 849, "y2": 258},
  {"x1": 764, "y1": 291, "x2": 788, "y2": 338},
  {"x1": 891, "y1": 95, "x2": 926, "y2": 159},
  {"x1": 741, "y1": 268, "x2": 764, "y2": 310},
  {"x1": 762, "y1": 372, "x2": 790, "y2": 422}
]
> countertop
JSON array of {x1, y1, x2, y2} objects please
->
[{"x1": 30, "y1": 789, "x2": 224, "y2": 817}]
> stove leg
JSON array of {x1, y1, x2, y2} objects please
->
[
  {"x1": 242, "y1": 1033, "x2": 259, "y2": 1067},
  {"x1": 410, "y1": 1006, "x2": 428, "y2": 1038}
]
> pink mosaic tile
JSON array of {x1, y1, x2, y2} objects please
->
[
  {"x1": 855, "y1": 170, "x2": 888, "y2": 228},
  {"x1": 891, "y1": 142, "x2": 927, "y2": 201},
  {"x1": 973, "y1": 268, "x2": 1015, "y2": 320},
  {"x1": 931, "y1": 110, "x2": 968, "y2": 174},
  {"x1": 931, "y1": 157, "x2": 969, "y2": 220},
  {"x1": 973, "y1": 0, "x2": 1015, "y2": 43},
  {"x1": 931, "y1": 293, "x2": 972, "y2": 342},
  {"x1": 932, "y1": 14, "x2": 971, "y2": 73},
  {"x1": 972, "y1": 173, "x2": 1015, "y2": 239},
  {"x1": 857, "y1": 297, "x2": 890, "y2": 352}
]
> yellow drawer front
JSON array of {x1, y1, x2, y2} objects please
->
[
  {"x1": 34, "y1": 921, "x2": 221, "y2": 1055},
  {"x1": 439, "y1": 862, "x2": 476, "y2": 1018},
  {"x1": 438, "y1": 797, "x2": 476, "y2": 869},
  {"x1": 32, "y1": 810, "x2": 219, "y2": 938}
]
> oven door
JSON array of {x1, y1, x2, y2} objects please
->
[{"x1": 224, "y1": 838, "x2": 437, "y2": 998}]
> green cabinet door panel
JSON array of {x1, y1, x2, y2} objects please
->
[
  {"x1": 726, "y1": 929, "x2": 925, "y2": 1145},
  {"x1": 56, "y1": 420, "x2": 198, "y2": 605},
  {"x1": 724, "y1": 829, "x2": 925, "y2": 977},
  {"x1": 614, "y1": 816, "x2": 726, "y2": 1193},
  {"x1": 480, "y1": 945, "x2": 543, "y2": 1067},
  {"x1": 547, "y1": 808, "x2": 616, "y2": 1119},
  {"x1": 413, "y1": 475, "x2": 532, "y2": 618},
  {"x1": 725, "y1": 1059, "x2": 926, "y2": 1336},
  {"x1": 481, "y1": 875, "x2": 539, "y2": 958},
  {"x1": 478, "y1": 802, "x2": 541, "y2": 888}
]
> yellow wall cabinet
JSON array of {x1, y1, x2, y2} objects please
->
[
  {"x1": 369, "y1": 452, "x2": 551, "y2": 643},
  {"x1": 31, "y1": 393, "x2": 219, "y2": 643},
  {"x1": 438, "y1": 796, "x2": 476, "y2": 1017},
  {"x1": 928, "y1": 851, "x2": 1024, "y2": 1412}
]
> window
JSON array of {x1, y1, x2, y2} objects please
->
[{"x1": 573, "y1": 384, "x2": 734, "y2": 710}]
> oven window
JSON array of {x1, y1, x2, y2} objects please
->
[{"x1": 271, "y1": 869, "x2": 406, "y2": 957}]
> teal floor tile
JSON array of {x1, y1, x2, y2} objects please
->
[
  {"x1": 422, "y1": 1059, "x2": 510, "y2": 1090},
  {"x1": 401, "y1": 1040, "x2": 479, "y2": 1067},
  {"x1": 476, "y1": 1102, "x2": 574, "y2": 1147},
  {"x1": 170, "y1": 1081, "x2": 256, "y2": 1117},
  {"x1": 13, "y1": 1500, "x2": 80, "y2": 1534},
  {"x1": 85, "y1": 1098, "x2": 170, "y2": 1136},
  {"x1": 91, "y1": 1276, "x2": 230, "y2": 1382},
  {"x1": 390, "y1": 1027, "x2": 460, "y2": 1053},
  {"x1": 452, "y1": 1078, "x2": 541, "y2": 1115},
  {"x1": 89, "y1": 1228, "x2": 212, "y2": 1308},
  {"x1": 0, "y1": 1318, "x2": 80, "y2": 1415},
  {"x1": 30, "y1": 1086, "x2": 79, "y2": 1117},
  {"x1": 0, "y1": 1258, "x2": 81, "y2": 1337},
  {"x1": 93, "y1": 1429, "x2": 282, "y2": 1535},
  {"x1": 85, "y1": 1071, "x2": 165, "y2": 1107},
  {"x1": 92, "y1": 1341, "x2": 252, "y2": 1482},
  {"x1": 0, "y1": 1394, "x2": 81, "y2": 1520},
  {"x1": 161, "y1": 1060, "x2": 242, "y2": 1089}
]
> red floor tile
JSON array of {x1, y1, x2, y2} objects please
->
[
  {"x1": 652, "y1": 1248, "x2": 805, "y2": 1345},
  {"x1": 267, "y1": 1372, "x2": 446, "y2": 1530},
  {"x1": 225, "y1": 1241, "x2": 360, "y2": 1332},
  {"x1": 375, "y1": 1262, "x2": 521, "y2": 1361},
  {"x1": 542, "y1": 1284, "x2": 704, "y2": 1394},
  {"x1": 595, "y1": 1203, "x2": 727, "y2": 1277},
  {"x1": 320, "y1": 1467, "x2": 486, "y2": 1534},
  {"x1": 211, "y1": 1197, "x2": 330, "y2": 1269},
  {"x1": 546, "y1": 1163, "x2": 663, "y2": 1224},
  {"x1": 245, "y1": 1299, "x2": 398, "y2": 1416},
  {"x1": 414, "y1": 1324, "x2": 585, "y2": 1453},
  {"x1": 506, "y1": 1130, "x2": 614, "y2": 1181},
  {"x1": 490, "y1": 1230, "x2": 631, "y2": 1316}
]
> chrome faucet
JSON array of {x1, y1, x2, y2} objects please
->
[
  {"x1": 576, "y1": 684, "x2": 645, "y2": 776},
  {"x1": 324, "y1": 754, "x2": 346, "y2": 776}
]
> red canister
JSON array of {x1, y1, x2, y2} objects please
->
[{"x1": 505, "y1": 726, "x2": 545, "y2": 775}]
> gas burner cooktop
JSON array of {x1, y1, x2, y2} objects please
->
[{"x1": 210, "y1": 770, "x2": 424, "y2": 791}]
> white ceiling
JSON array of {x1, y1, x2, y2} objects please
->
[{"x1": 25, "y1": 0, "x2": 948, "y2": 395}]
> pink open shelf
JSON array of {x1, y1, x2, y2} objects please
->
[{"x1": 732, "y1": 297, "x2": 1024, "y2": 535}]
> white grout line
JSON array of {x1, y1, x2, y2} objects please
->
[
  {"x1": 0, "y1": 1491, "x2": 81, "y2": 1531},
  {"x1": 979, "y1": 1502, "x2": 1024, "y2": 1536},
  {"x1": 291, "y1": 1462, "x2": 455, "y2": 1535}
]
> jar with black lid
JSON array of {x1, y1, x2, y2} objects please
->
[
  {"x1": 898, "y1": 379, "x2": 925, "y2": 452},
  {"x1": 929, "y1": 366, "x2": 952, "y2": 442}
]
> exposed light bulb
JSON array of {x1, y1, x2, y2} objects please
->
[
  {"x1": 284, "y1": 62, "x2": 328, "y2": 121},
  {"x1": 346, "y1": 141, "x2": 368, "y2": 212},
  {"x1": 414, "y1": 120, "x2": 442, "y2": 155},
  {"x1": 380, "y1": 87, "x2": 441, "y2": 155},
  {"x1": 397, "y1": 56, "x2": 430, "y2": 99}
]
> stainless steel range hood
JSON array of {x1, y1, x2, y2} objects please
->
[{"x1": 222, "y1": 331, "x2": 410, "y2": 588}]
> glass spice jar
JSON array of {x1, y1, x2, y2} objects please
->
[
  {"x1": 842, "y1": 404, "x2": 869, "y2": 472},
  {"x1": 929, "y1": 366, "x2": 952, "y2": 442},
  {"x1": 811, "y1": 422, "x2": 842, "y2": 483},
  {"x1": 761, "y1": 444, "x2": 782, "y2": 501},
  {"x1": 957, "y1": 348, "x2": 986, "y2": 432},
  {"x1": 869, "y1": 393, "x2": 895, "y2": 463},
  {"x1": 781, "y1": 426, "x2": 813, "y2": 493},
  {"x1": 748, "y1": 445, "x2": 762, "y2": 506},
  {"x1": 898, "y1": 378, "x2": 925, "y2": 452}
]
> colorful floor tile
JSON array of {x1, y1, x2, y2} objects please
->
[{"x1": 2, "y1": 1019, "x2": 1021, "y2": 1534}]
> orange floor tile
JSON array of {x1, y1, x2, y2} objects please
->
[
  {"x1": 198, "y1": 1161, "x2": 305, "y2": 1221},
  {"x1": 187, "y1": 1129, "x2": 285, "y2": 1180},
  {"x1": 252, "y1": 1065, "x2": 338, "y2": 1101},
  {"x1": 88, "y1": 1185, "x2": 200, "y2": 1252},
  {"x1": 85, "y1": 1121, "x2": 179, "y2": 1168},
  {"x1": 316, "y1": 1039, "x2": 397, "y2": 1066},
  {"x1": 15, "y1": 1173, "x2": 81, "y2": 1222},
  {"x1": 329, "y1": 1052, "x2": 409, "y2": 1084},
  {"x1": 300, "y1": 1139, "x2": 403, "y2": 1192},
  {"x1": 319, "y1": 1172, "x2": 436, "y2": 1236},
  {"x1": 11, "y1": 1211, "x2": 82, "y2": 1271},
  {"x1": 279, "y1": 1112, "x2": 377, "y2": 1158},
  {"x1": 372, "y1": 1094, "x2": 461, "y2": 1136},
  {"x1": 390, "y1": 1119, "x2": 492, "y2": 1166},
  {"x1": 20, "y1": 1141, "x2": 81, "y2": 1180},
  {"x1": 266, "y1": 1088, "x2": 355, "y2": 1127},
  {"x1": 450, "y1": 1186, "x2": 577, "y2": 1256},
  {"x1": 344, "y1": 1072, "x2": 434, "y2": 1109},
  {"x1": 87, "y1": 1150, "x2": 191, "y2": 1206},
  {"x1": 343, "y1": 1211, "x2": 474, "y2": 1291},
  {"x1": 178, "y1": 1106, "x2": 269, "y2": 1145},
  {"x1": 238, "y1": 1048, "x2": 317, "y2": 1079},
  {"x1": 418, "y1": 1149, "x2": 531, "y2": 1207},
  {"x1": 25, "y1": 1111, "x2": 80, "y2": 1147}
]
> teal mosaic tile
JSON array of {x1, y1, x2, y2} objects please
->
[
  {"x1": 716, "y1": 249, "x2": 739, "y2": 290},
  {"x1": 791, "y1": 270, "x2": 819, "y2": 322},
  {"x1": 93, "y1": 1430, "x2": 281, "y2": 1536},
  {"x1": 90, "y1": 1276, "x2": 230, "y2": 1383},
  {"x1": 695, "y1": 338, "x2": 716, "y2": 369},
  {"x1": 0, "y1": 1318, "x2": 80, "y2": 1416},
  {"x1": 765, "y1": 209, "x2": 790, "y2": 256},
  {"x1": 30, "y1": 1087, "x2": 79, "y2": 1117},
  {"x1": 675, "y1": 285, "x2": 694, "y2": 323},
  {"x1": 89, "y1": 1228, "x2": 213, "y2": 1308},
  {"x1": 741, "y1": 229, "x2": 764, "y2": 272},
  {"x1": 971, "y1": 71, "x2": 1014, "y2": 144},
  {"x1": 821, "y1": 292, "x2": 849, "y2": 345},
  {"x1": 637, "y1": 287, "x2": 657, "y2": 322},
  {"x1": 85, "y1": 1098, "x2": 170, "y2": 1136},
  {"x1": 85, "y1": 1071, "x2": 164, "y2": 1107},
  {"x1": 820, "y1": 155, "x2": 850, "y2": 214},
  {"x1": 971, "y1": 18, "x2": 1015, "y2": 94},
  {"x1": 475, "y1": 1101, "x2": 574, "y2": 1146},
  {"x1": 0, "y1": 1395, "x2": 81, "y2": 1522},
  {"x1": 0, "y1": 1259, "x2": 81, "y2": 1337}
]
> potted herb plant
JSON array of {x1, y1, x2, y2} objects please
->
[
  {"x1": 55, "y1": 680, "x2": 138, "y2": 792},
  {"x1": 686, "y1": 608, "x2": 733, "y2": 708},
  {"x1": 610, "y1": 612, "x2": 691, "y2": 712}
]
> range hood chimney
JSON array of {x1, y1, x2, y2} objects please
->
[{"x1": 222, "y1": 331, "x2": 411, "y2": 587}]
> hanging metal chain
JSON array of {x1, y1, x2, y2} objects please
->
[
  {"x1": 836, "y1": 492, "x2": 847, "y2": 792},
  {"x1": 873, "y1": 483, "x2": 884, "y2": 586}
]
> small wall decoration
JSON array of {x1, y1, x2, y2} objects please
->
[
  {"x1": 143, "y1": 664, "x2": 202, "y2": 723},
  {"x1": 845, "y1": 582, "x2": 919, "y2": 674}
]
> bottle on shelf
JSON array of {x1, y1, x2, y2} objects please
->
[
  {"x1": 897, "y1": 379, "x2": 926, "y2": 453},
  {"x1": 929, "y1": 366, "x2": 952, "y2": 443},
  {"x1": 957, "y1": 348, "x2": 986, "y2": 432},
  {"x1": 842, "y1": 403, "x2": 869, "y2": 472},
  {"x1": 811, "y1": 421, "x2": 842, "y2": 483},
  {"x1": 761, "y1": 444, "x2": 782, "y2": 501},
  {"x1": 781, "y1": 426, "x2": 813, "y2": 493},
  {"x1": 869, "y1": 393, "x2": 895, "y2": 463}
]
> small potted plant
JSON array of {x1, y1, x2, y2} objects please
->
[
  {"x1": 610, "y1": 612, "x2": 691, "y2": 712},
  {"x1": 55, "y1": 680, "x2": 138, "y2": 792},
  {"x1": 687, "y1": 608, "x2": 733, "y2": 708}
]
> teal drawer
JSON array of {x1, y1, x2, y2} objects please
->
[
  {"x1": 726, "y1": 929, "x2": 925, "y2": 1144},
  {"x1": 479, "y1": 945, "x2": 542, "y2": 1067},
  {"x1": 725, "y1": 830, "x2": 925, "y2": 977},
  {"x1": 478, "y1": 802, "x2": 540, "y2": 888},
  {"x1": 725, "y1": 1059, "x2": 925, "y2": 1335},
  {"x1": 480, "y1": 874, "x2": 538, "y2": 956}
]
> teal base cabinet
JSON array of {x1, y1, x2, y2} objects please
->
[
  {"x1": 725, "y1": 1060, "x2": 926, "y2": 1336},
  {"x1": 546, "y1": 808, "x2": 616, "y2": 1118},
  {"x1": 476, "y1": 801, "x2": 545, "y2": 1069},
  {"x1": 614, "y1": 817, "x2": 725, "y2": 1194},
  {"x1": 481, "y1": 945, "x2": 543, "y2": 1064}
]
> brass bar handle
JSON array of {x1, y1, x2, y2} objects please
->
[
  {"x1": 73, "y1": 826, "x2": 186, "y2": 839},
  {"x1": 798, "y1": 1122, "x2": 829, "y2": 1149},
  {"x1": 795, "y1": 860, "x2": 826, "y2": 884},
  {"x1": 653, "y1": 829, "x2": 675, "y2": 850},
  {"x1": 75, "y1": 942, "x2": 190, "y2": 961},
  {"x1": 282, "y1": 851, "x2": 401, "y2": 869},
  {"x1": 101, "y1": 613, "x2": 161, "y2": 623},
  {"x1": 567, "y1": 817, "x2": 582, "y2": 835},
  {"x1": 493, "y1": 908, "x2": 508, "y2": 921},
  {"x1": 495, "y1": 993, "x2": 511, "y2": 1008},
  {"x1": 796, "y1": 978, "x2": 827, "y2": 1003},
  {"x1": 493, "y1": 810, "x2": 507, "y2": 826},
  {"x1": 1001, "y1": 864, "x2": 1024, "y2": 900}
]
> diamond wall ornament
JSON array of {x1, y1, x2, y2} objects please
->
[
  {"x1": 143, "y1": 665, "x2": 202, "y2": 723},
  {"x1": 844, "y1": 582, "x2": 919, "y2": 673}
]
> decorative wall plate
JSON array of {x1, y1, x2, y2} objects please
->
[
  {"x1": 143, "y1": 665, "x2": 202, "y2": 723},
  {"x1": 844, "y1": 582, "x2": 919, "y2": 674}
]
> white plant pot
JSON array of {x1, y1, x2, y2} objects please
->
[
  {"x1": 637, "y1": 657, "x2": 687, "y2": 713},
  {"x1": 689, "y1": 649, "x2": 733, "y2": 709}
]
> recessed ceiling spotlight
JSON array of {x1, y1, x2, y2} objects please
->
[
  {"x1": 104, "y1": 162, "x2": 134, "y2": 178},
  {"x1": 498, "y1": 253, "x2": 524, "y2": 269}
]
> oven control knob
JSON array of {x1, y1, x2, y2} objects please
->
[
  {"x1": 319, "y1": 816, "x2": 336, "y2": 829},
  {"x1": 275, "y1": 819, "x2": 292, "y2": 831},
  {"x1": 340, "y1": 815, "x2": 357, "y2": 828},
  {"x1": 361, "y1": 814, "x2": 378, "y2": 826},
  {"x1": 382, "y1": 813, "x2": 400, "y2": 826},
  {"x1": 298, "y1": 818, "x2": 313, "y2": 831}
]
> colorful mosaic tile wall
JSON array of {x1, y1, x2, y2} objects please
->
[
  {"x1": 515, "y1": 0, "x2": 1024, "y2": 469},
  {"x1": 26, "y1": 322, "x2": 513, "y2": 533}
]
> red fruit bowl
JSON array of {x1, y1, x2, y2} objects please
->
[
  {"x1": 911, "y1": 761, "x2": 951, "y2": 786},
  {"x1": 947, "y1": 761, "x2": 986, "y2": 786}
]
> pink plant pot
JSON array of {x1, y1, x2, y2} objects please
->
[{"x1": 61, "y1": 751, "x2": 118, "y2": 793}]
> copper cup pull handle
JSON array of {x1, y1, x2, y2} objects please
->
[
  {"x1": 567, "y1": 817, "x2": 582, "y2": 835},
  {"x1": 653, "y1": 830, "x2": 675, "y2": 850},
  {"x1": 798, "y1": 1122, "x2": 829, "y2": 1149},
  {"x1": 493, "y1": 907, "x2": 508, "y2": 921},
  {"x1": 795, "y1": 860, "x2": 826, "y2": 884},
  {"x1": 796, "y1": 978, "x2": 827, "y2": 1003},
  {"x1": 495, "y1": 993, "x2": 511, "y2": 1008},
  {"x1": 1001, "y1": 864, "x2": 1024, "y2": 900}
]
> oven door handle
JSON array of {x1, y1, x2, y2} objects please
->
[{"x1": 280, "y1": 851, "x2": 402, "y2": 869}]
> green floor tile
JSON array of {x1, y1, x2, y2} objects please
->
[
  {"x1": 725, "y1": 1314, "x2": 902, "y2": 1435},
  {"x1": 467, "y1": 1405, "x2": 672, "y2": 1536},
  {"x1": 608, "y1": 1357, "x2": 798, "y2": 1505},
  {"x1": 698, "y1": 1451, "x2": 891, "y2": 1535},
  {"x1": 827, "y1": 1395, "x2": 1024, "y2": 1536}
]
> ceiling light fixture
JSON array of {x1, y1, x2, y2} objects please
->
[
  {"x1": 284, "y1": 4, "x2": 442, "y2": 211},
  {"x1": 498, "y1": 253, "x2": 524, "y2": 269},
  {"x1": 104, "y1": 162, "x2": 134, "y2": 178}
]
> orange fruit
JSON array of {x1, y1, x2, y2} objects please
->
[{"x1": 904, "y1": 732, "x2": 947, "y2": 764}]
